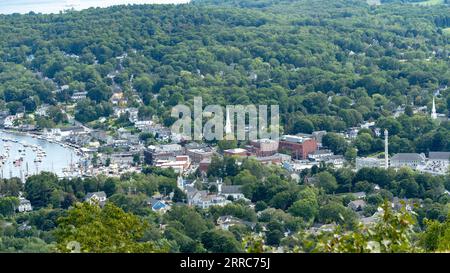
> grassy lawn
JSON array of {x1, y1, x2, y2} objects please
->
[
  {"x1": 443, "y1": 28, "x2": 450, "y2": 35},
  {"x1": 415, "y1": 0, "x2": 445, "y2": 6},
  {"x1": 367, "y1": 0, "x2": 381, "y2": 6}
]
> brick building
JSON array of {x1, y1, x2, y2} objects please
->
[
  {"x1": 186, "y1": 148, "x2": 213, "y2": 163},
  {"x1": 199, "y1": 158, "x2": 212, "y2": 174},
  {"x1": 248, "y1": 139, "x2": 279, "y2": 157},
  {"x1": 279, "y1": 135, "x2": 318, "y2": 160}
]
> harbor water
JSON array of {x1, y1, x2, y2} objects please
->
[
  {"x1": 0, "y1": 0, "x2": 190, "y2": 15},
  {"x1": 0, "y1": 130, "x2": 81, "y2": 180}
]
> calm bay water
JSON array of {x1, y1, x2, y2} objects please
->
[
  {"x1": 0, "y1": 130, "x2": 80, "y2": 179},
  {"x1": 0, "y1": 0, "x2": 190, "y2": 14}
]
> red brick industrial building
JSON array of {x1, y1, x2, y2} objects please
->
[{"x1": 279, "y1": 135, "x2": 318, "y2": 160}]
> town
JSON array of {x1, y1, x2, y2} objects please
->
[
  {"x1": 1, "y1": 89, "x2": 448, "y2": 230},
  {"x1": 0, "y1": 0, "x2": 449, "y2": 254}
]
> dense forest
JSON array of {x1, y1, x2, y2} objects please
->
[
  {"x1": 0, "y1": 0, "x2": 449, "y2": 252},
  {"x1": 0, "y1": 0, "x2": 449, "y2": 153}
]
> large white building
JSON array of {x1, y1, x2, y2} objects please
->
[
  {"x1": 390, "y1": 153, "x2": 426, "y2": 169},
  {"x1": 356, "y1": 157, "x2": 384, "y2": 170}
]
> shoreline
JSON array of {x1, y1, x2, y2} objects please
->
[
  {"x1": 0, "y1": 128, "x2": 85, "y2": 157},
  {"x1": 0, "y1": 0, "x2": 191, "y2": 15},
  {"x1": 0, "y1": 128, "x2": 89, "y2": 179}
]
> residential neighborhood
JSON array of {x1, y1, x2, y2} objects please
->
[{"x1": 0, "y1": 0, "x2": 449, "y2": 257}]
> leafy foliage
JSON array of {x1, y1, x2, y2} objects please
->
[{"x1": 55, "y1": 202, "x2": 169, "y2": 253}]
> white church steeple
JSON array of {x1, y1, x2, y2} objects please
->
[
  {"x1": 431, "y1": 96, "x2": 437, "y2": 120},
  {"x1": 225, "y1": 107, "x2": 232, "y2": 134},
  {"x1": 224, "y1": 107, "x2": 233, "y2": 140}
]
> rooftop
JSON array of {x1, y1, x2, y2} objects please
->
[
  {"x1": 391, "y1": 153, "x2": 425, "y2": 162},
  {"x1": 310, "y1": 149, "x2": 333, "y2": 155},
  {"x1": 429, "y1": 152, "x2": 450, "y2": 161},
  {"x1": 221, "y1": 185, "x2": 243, "y2": 194},
  {"x1": 224, "y1": 148, "x2": 248, "y2": 154},
  {"x1": 149, "y1": 144, "x2": 183, "y2": 153},
  {"x1": 281, "y1": 135, "x2": 312, "y2": 143},
  {"x1": 85, "y1": 191, "x2": 107, "y2": 199}
]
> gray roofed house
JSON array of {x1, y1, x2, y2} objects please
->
[
  {"x1": 219, "y1": 185, "x2": 246, "y2": 200},
  {"x1": 191, "y1": 191, "x2": 230, "y2": 209},
  {"x1": 216, "y1": 215, "x2": 256, "y2": 230},
  {"x1": 85, "y1": 191, "x2": 107, "y2": 206},
  {"x1": 348, "y1": 200, "x2": 367, "y2": 211},
  {"x1": 185, "y1": 184, "x2": 227, "y2": 209}
]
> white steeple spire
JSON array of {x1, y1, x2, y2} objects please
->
[
  {"x1": 431, "y1": 96, "x2": 437, "y2": 120},
  {"x1": 225, "y1": 107, "x2": 232, "y2": 135}
]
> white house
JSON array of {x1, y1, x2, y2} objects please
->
[
  {"x1": 186, "y1": 186, "x2": 231, "y2": 209},
  {"x1": 219, "y1": 185, "x2": 246, "y2": 201},
  {"x1": 71, "y1": 91, "x2": 88, "y2": 101},
  {"x1": 216, "y1": 215, "x2": 256, "y2": 230},
  {"x1": 17, "y1": 198, "x2": 32, "y2": 213},
  {"x1": 84, "y1": 191, "x2": 107, "y2": 206}
]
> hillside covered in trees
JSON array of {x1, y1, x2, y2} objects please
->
[
  {"x1": 0, "y1": 0, "x2": 449, "y2": 253},
  {"x1": 0, "y1": 0, "x2": 449, "y2": 135}
]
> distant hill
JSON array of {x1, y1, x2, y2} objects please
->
[{"x1": 381, "y1": 0, "x2": 449, "y2": 5}]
